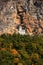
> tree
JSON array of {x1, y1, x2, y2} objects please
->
[{"x1": 0, "y1": 50, "x2": 14, "y2": 65}]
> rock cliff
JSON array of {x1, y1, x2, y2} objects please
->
[{"x1": 0, "y1": 0, "x2": 43, "y2": 35}]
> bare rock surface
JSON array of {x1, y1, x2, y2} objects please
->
[{"x1": 0, "y1": 0, "x2": 43, "y2": 35}]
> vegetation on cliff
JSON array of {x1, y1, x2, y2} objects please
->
[{"x1": 0, "y1": 33, "x2": 43, "y2": 65}]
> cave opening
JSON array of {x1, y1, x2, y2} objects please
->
[{"x1": 34, "y1": 1, "x2": 42, "y2": 8}]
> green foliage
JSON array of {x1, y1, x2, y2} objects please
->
[
  {"x1": 0, "y1": 50, "x2": 14, "y2": 65},
  {"x1": 0, "y1": 33, "x2": 43, "y2": 65}
]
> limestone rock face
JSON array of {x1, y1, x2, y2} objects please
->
[{"x1": 0, "y1": 0, "x2": 43, "y2": 35}]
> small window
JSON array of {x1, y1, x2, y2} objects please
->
[{"x1": 22, "y1": 27, "x2": 25, "y2": 30}]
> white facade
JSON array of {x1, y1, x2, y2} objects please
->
[{"x1": 18, "y1": 26, "x2": 26, "y2": 35}]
